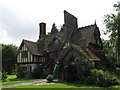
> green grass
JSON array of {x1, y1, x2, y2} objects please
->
[
  {"x1": 11, "y1": 83, "x2": 120, "y2": 88},
  {"x1": 11, "y1": 83, "x2": 99, "y2": 88},
  {"x1": 2, "y1": 75, "x2": 120, "y2": 89},
  {"x1": 2, "y1": 75, "x2": 43, "y2": 85}
]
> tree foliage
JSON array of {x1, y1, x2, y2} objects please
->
[
  {"x1": 60, "y1": 25, "x2": 64, "y2": 32},
  {"x1": 87, "y1": 69, "x2": 119, "y2": 87},
  {"x1": 31, "y1": 64, "x2": 43, "y2": 79},
  {"x1": 75, "y1": 58, "x2": 94, "y2": 82},
  {"x1": 2, "y1": 44, "x2": 18, "y2": 74},
  {"x1": 103, "y1": 2, "x2": 120, "y2": 64},
  {"x1": 50, "y1": 23, "x2": 58, "y2": 34}
]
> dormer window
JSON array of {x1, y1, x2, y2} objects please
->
[{"x1": 54, "y1": 39, "x2": 58, "y2": 44}]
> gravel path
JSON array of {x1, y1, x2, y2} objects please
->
[{"x1": 2, "y1": 79, "x2": 47, "y2": 88}]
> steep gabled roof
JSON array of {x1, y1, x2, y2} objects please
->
[
  {"x1": 37, "y1": 31, "x2": 65, "y2": 52},
  {"x1": 59, "y1": 41, "x2": 100, "y2": 61},
  {"x1": 25, "y1": 40, "x2": 43, "y2": 55},
  {"x1": 69, "y1": 24, "x2": 98, "y2": 45},
  {"x1": 18, "y1": 39, "x2": 44, "y2": 56},
  {"x1": 69, "y1": 29, "x2": 83, "y2": 45},
  {"x1": 18, "y1": 22, "x2": 101, "y2": 61},
  {"x1": 78, "y1": 24, "x2": 97, "y2": 44},
  {"x1": 71, "y1": 44, "x2": 100, "y2": 61}
]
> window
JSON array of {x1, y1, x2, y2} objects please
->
[
  {"x1": 21, "y1": 51, "x2": 28, "y2": 58},
  {"x1": 54, "y1": 39, "x2": 58, "y2": 44},
  {"x1": 38, "y1": 57, "x2": 46, "y2": 62},
  {"x1": 42, "y1": 57, "x2": 46, "y2": 62}
]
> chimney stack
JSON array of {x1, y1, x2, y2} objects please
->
[
  {"x1": 39, "y1": 22, "x2": 46, "y2": 39},
  {"x1": 63, "y1": 10, "x2": 78, "y2": 40}
]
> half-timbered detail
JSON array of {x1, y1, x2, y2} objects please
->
[{"x1": 17, "y1": 10, "x2": 105, "y2": 78}]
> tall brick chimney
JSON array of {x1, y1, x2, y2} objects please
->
[
  {"x1": 63, "y1": 10, "x2": 78, "y2": 40},
  {"x1": 39, "y1": 22, "x2": 46, "y2": 39}
]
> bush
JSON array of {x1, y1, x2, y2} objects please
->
[
  {"x1": 84, "y1": 69, "x2": 103, "y2": 85},
  {"x1": 53, "y1": 61, "x2": 64, "y2": 79},
  {"x1": 88, "y1": 69, "x2": 119, "y2": 87},
  {"x1": 85, "y1": 76, "x2": 96, "y2": 85},
  {"x1": 64, "y1": 64, "x2": 78, "y2": 82},
  {"x1": 16, "y1": 66, "x2": 24, "y2": 78},
  {"x1": 116, "y1": 68, "x2": 120, "y2": 76},
  {"x1": 46, "y1": 75, "x2": 54, "y2": 82},
  {"x1": 96, "y1": 72, "x2": 119, "y2": 87},
  {"x1": 2, "y1": 71, "x2": 7, "y2": 81},
  {"x1": 76, "y1": 59, "x2": 94, "y2": 83},
  {"x1": 31, "y1": 65, "x2": 43, "y2": 79}
]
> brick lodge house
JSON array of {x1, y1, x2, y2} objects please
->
[{"x1": 17, "y1": 11, "x2": 104, "y2": 78}]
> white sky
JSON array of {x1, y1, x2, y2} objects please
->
[{"x1": 0, "y1": 0, "x2": 119, "y2": 46}]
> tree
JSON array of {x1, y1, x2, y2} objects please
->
[
  {"x1": 60, "y1": 25, "x2": 64, "y2": 32},
  {"x1": 103, "y1": 2, "x2": 120, "y2": 64},
  {"x1": 102, "y1": 39, "x2": 117, "y2": 63},
  {"x1": 2, "y1": 44, "x2": 18, "y2": 74},
  {"x1": 50, "y1": 23, "x2": 58, "y2": 34}
]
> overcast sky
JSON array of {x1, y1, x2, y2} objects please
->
[{"x1": 0, "y1": 0, "x2": 119, "y2": 46}]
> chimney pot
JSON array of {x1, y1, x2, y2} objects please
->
[{"x1": 39, "y1": 22, "x2": 46, "y2": 38}]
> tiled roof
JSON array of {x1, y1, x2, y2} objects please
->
[
  {"x1": 19, "y1": 23, "x2": 100, "y2": 61},
  {"x1": 20, "y1": 32, "x2": 65, "y2": 56},
  {"x1": 78, "y1": 24, "x2": 96, "y2": 45},
  {"x1": 37, "y1": 31, "x2": 65, "y2": 52},
  {"x1": 69, "y1": 24, "x2": 97, "y2": 45},
  {"x1": 59, "y1": 42, "x2": 100, "y2": 61},
  {"x1": 23, "y1": 40, "x2": 43, "y2": 55},
  {"x1": 69, "y1": 29, "x2": 83, "y2": 45},
  {"x1": 71, "y1": 44, "x2": 100, "y2": 61}
]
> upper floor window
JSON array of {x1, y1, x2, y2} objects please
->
[
  {"x1": 38, "y1": 57, "x2": 46, "y2": 62},
  {"x1": 54, "y1": 39, "x2": 58, "y2": 44},
  {"x1": 21, "y1": 51, "x2": 28, "y2": 58}
]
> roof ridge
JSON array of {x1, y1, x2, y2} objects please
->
[
  {"x1": 23, "y1": 39, "x2": 36, "y2": 43},
  {"x1": 79, "y1": 24, "x2": 95, "y2": 29}
]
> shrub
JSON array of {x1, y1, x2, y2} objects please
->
[
  {"x1": 2, "y1": 71, "x2": 7, "y2": 81},
  {"x1": 85, "y1": 76, "x2": 96, "y2": 85},
  {"x1": 84, "y1": 69, "x2": 103, "y2": 85},
  {"x1": 116, "y1": 68, "x2": 120, "y2": 76},
  {"x1": 31, "y1": 65, "x2": 43, "y2": 79},
  {"x1": 96, "y1": 72, "x2": 119, "y2": 87},
  {"x1": 64, "y1": 64, "x2": 78, "y2": 82},
  {"x1": 88, "y1": 69, "x2": 119, "y2": 87},
  {"x1": 16, "y1": 66, "x2": 24, "y2": 78},
  {"x1": 46, "y1": 75, "x2": 54, "y2": 82},
  {"x1": 76, "y1": 59, "x2": 94, "y2": 83},
  {"x1": 53, "y1": 61, "x2": 64, "y2": 79}
]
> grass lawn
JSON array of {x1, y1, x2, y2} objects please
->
[
  {"x1": 10, "y1": 83, "x2": 99, "y2": 88},
  {"x1": 2, "y1": 75, "x2": 43, "y2": 85},
  {"x1": 10, "y1": 83, "x2": 120, "y2": 88},
  {"x1": 2, "y1": 75, "x2": 120, "y2": 89}
]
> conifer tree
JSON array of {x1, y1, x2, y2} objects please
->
[{"x1": 51, "y1": 23, "x2": 58, "y2": 34}]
